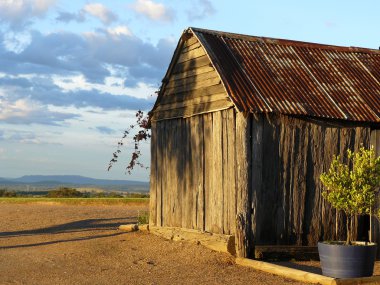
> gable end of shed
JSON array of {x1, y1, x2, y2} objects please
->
[{"x1": 151, "y1": 32, "x2": 234, "y2": 121}]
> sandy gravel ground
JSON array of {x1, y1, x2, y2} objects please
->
[{"x1": 0, "y1": 203, "x2": 307, "y2": 285}]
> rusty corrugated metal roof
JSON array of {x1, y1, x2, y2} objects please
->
[{"x1": 190, "y1": 27, "x2": 380, "y2": 122}]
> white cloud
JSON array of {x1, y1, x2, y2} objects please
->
[
  {"x1": 83, "y1": 3, "x2": 118, "y2": 25},
  {"x1": 131, "y1": 0, "x2": 174, "y2": 22},
  {"x1": 0, "y1": 98, "x2": 35, "y2": 120},
  {"x1": 0, "y1": 97, "x2": 78, "y2": 125},
  {"x1": 0, "y1": 0, "x2": 56, "y2": 28},
  {"x1": 52, "y1": 74, "x2": 157, "y2": 100},
  {"x1": 107, "y1": 26, "x2": 133, "y2": 37}
]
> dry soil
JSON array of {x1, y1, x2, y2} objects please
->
[
  {"x1": 0, "y1": 203, "x2": 380, "y2": 285},
  {"x1": 0, "y1": 202, "x2": 308, "y2": 285}
]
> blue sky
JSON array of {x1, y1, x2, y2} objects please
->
[{"x1": 0, "y1": 0, "x2": 379, "y2": 181}]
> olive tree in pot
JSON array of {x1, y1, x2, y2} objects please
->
[{"x1": 319, "y1": 146, "x2": 380, "y2": 278}]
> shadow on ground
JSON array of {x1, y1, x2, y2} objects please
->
[
  {"x1": 274, "y1": 262, "x2": 322, "y2": 275},
  {"x1": 0, "y1": 216, "x2": 138, "y2": 249}
]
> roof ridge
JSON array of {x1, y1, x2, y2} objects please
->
[{"x1": 189, "y1": 27, "x2": 380, "y2": 55}]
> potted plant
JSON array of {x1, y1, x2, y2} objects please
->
[{"x1": 319, "y1": 146, "x2": 380, "y2": 278}]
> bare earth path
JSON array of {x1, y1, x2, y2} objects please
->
[{"x1": 0, "y1": 203, "x2": 306, "y2": 285}]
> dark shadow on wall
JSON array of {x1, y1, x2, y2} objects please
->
[
  {"x1": 152, "y1": 35, "x2": 220, "y2": 232},
  {"x1": 253, "y1": 114, "x2": 372, "y2": 246}
]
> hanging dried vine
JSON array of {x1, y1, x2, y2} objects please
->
[{"x1": 108, "y1": 110, "x2": 151, "y2": 174}]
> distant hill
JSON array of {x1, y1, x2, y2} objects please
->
[
  {"x1": 11, "y1": 175, "x2": 148, "y2": 185},
  {"x1": 0, "y1": 175, "x2": 149, "y2": 192}
]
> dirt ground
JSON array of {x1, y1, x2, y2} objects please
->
[
  {"x1": 0, "y1": 203, "x2": 308, "y2": 285},
  {"x1": 0, "y1": 203, "x2": 380, "y2": 285}
]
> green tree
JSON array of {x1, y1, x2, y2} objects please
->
[
  {"x1": 47, "y1": 187, "x2": 83, "y2": 198},
  {"x1": 0, "y1": 189, "x2": 17, "y2": 197},
  {"x1": 320, "y1": 146, "x2": 380, "y2": 245}
]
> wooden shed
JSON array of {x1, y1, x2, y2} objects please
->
[{"x1": 148, "y1": 28, "x2": 380, "y2": 257}]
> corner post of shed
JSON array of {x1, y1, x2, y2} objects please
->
[
  {"x1": 235, "y1": 111, "x2": 254, "y2": 258},
  {"x1": 149, "y1": 121, "x2": 158, "y2": 227}
]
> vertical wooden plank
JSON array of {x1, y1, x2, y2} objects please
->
[
  {"x1": 156, "y1": 122, "x2": 163, "y2": 227},
  {"x1": 212, "y1": 111, "x2": 223, "y2": 234},
  {"x1": 280, "y1": 116, "x2": 293, "y2": 245},
  {"x1": 182, "y1": 118, "x2": 190, "y2": 228},
  {"x1": 235, "y1": 112, "x2": 253, "y2": 258},
  {"x1": 149, "y1": 122, "x2": 157, "y2": 226},
  {"x1": 302, "y1": 120, "x2": 332, "y2": 246},
  {"x1": 196, "y1": 115, "x2": 205, "y2": 231},
  {"x1": 251, "y1": 114, "x2": 263, "y2": 244},
  {"x1": 227, "y1": 109, "x2": 237, "y2": 234},
  {"x1": 174, "y1": 119, "x2": 182, "y2": 227},
  {"x1": 292, "y1": 121, "x2": 309, "y2": 245},
  {"x1": 258, "y1": 115, "x2": 280, "y2": 245},
  {"x1": 190, "y1": 117, "x2": 196, "y2": 229},
  {"x1": 277, "y1": 116, "x2": 289, "y2": 244},
  {"x1": 171, "y1": 119, "x2": 179, "y2": 227},
  {"x1": 203, "y1": 113, "x2": 213, "y2": 232},
  {"x1": 354, "y1": 127, "x2": 371, "y2": 150},
  {"x1": 188, "y1": 117, "x2": 194, "y2": 229},
  {"x1": 160, "y1": 122, "x2": 167, "y2": 227},
  {"x1": 222, "y1": 110, "x2": 229, "y2": 234},
  {"x1": 169, "y1": 120, "x2": 175, "y2": 227},
  {"x1": 164, "y1": 120, "x2": 172, "y2": 227},
  {"x1": 321, "y1": 126, "x2": 340, "y2": 242},
  {"x1": 304, "y1": 123, "x2": 322, "y2": 245},
  {"x1": 190, "y1": 116, "x2": 198, "y2": 229}
]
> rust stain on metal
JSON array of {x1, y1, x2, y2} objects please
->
[{"x1": 190, "y1": 27, "x2": 380, "y2": 122}]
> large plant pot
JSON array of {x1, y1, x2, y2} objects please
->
[{"x1": 318, "y1": 242, "x2": 377, "y2": 278}]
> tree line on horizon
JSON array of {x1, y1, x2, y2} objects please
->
[{"x1": 0, "y1": 187, "x2": 149, "y2": 198}]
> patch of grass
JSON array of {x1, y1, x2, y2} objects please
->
[
  {"x1": 0, "y1": 197, "x2": 149, "y2": 205},
  {"x1": 137, "y1": 210, "x2": 149, "y2": 224}
]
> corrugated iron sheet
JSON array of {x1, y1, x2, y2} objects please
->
[{"x1": 191, "y1": 28, "x2": 380, "y2": 122}]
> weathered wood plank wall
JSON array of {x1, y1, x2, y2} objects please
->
[
  {"x1": 153, "y1": 36, "x2": 233, "y2": 121},
  {"x1": 235, "y1": 112, "x2": 253, "y2": 257},
  {"x1": 150, "y1": 108, "x2": 239, "y2": 235},
  {"x1": 150, "y1": 110, "x2": 376, "y2": 248},
  {"x1": 251, "y1": 114, "x2": 372, "y2": 246}
]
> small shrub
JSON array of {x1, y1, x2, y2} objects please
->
[
  {"x1": 106, "y1": 192, "x2": 124, "y2": 198},
  {"x1": 137, "y1": 210, "x2": 149, "y2": 225},
  {"x1": 126, "y1": 192, "x2": 149, "y2": 198},
  {"x1": 46, "y1": 187, "x2": 83, "y2": 198},
  {"x1": 92, "y1": 191, "x2": 123, "y2": 198},
  {"x1": 0, "y1": 189, "x2": 17, "y2": 197},
  {"x1": 320, "y1": 146, "x2": 380, "y2": 245}
]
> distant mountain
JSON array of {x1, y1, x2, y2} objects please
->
[
  {"x1": 10, "y1": 175, "x2": 148, "y2": 186},
  {"x1": 0, "y1": 177, "x2": 20, "y2": 184}
]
